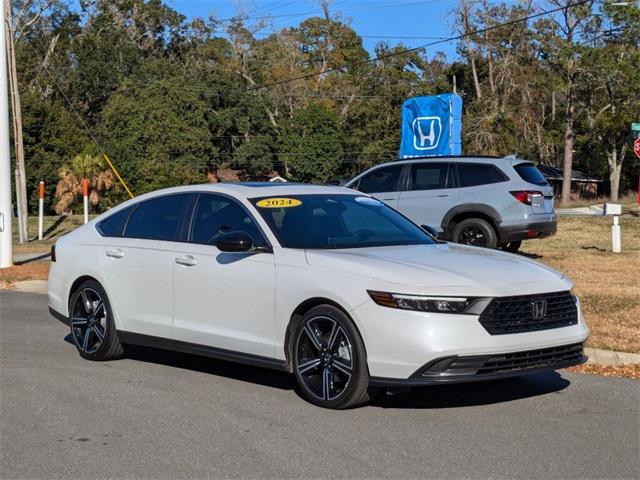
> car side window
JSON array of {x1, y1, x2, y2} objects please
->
[
  {"x1": 458, "y1": 163, "x2": 507, "y2": 188},
  {"x1": 97, "y1": 205, "x2": 134, "y2": 237},
  {"x1": 409, "y1": 163, "x2": 450, "y2": 190},
  {"x1": 190, "y1": 194, "x2": 265, "y2": 246},
  {"x1": 124, "y1": 194, "x2": 193, "y2": 242},
  {"x1": 356, "y1": 165, "x2": 404, "y2": 194}
]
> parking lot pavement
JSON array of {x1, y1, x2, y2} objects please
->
[{"x1": 1, "y1": 291, "x2": 638, "y2": 480}]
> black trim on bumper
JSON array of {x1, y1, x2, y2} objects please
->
[
  {"x1": 49, "y1": 307, "x2": 69, "y2": 326},
  {"x1": 369, "y1": 343, "x2": 587, "y2": 387},
  {"x1": 499, "y1": 220, "x2": 557, "y2": 242}
]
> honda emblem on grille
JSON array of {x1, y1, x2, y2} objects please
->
[{"x1": 531, "y1": 300, "x2": 547, "y2": 320}]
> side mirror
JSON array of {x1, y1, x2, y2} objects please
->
[
  {"x1": 421, "y1": 224, "x2": 438, "y2": 238},
  {"x1": 214, "y1": 231, "x2": 254, "y2": 252}
]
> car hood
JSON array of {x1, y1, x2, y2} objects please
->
[{"x1": 304, "y1": 243, "x2": 571, "y2": 297}]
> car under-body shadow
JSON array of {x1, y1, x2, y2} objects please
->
[
  {"x1": 368, "y1": 371, "x2": 570, "y2": 409},
  {"x1": 63, "y1": 332, "x2": 571, "y2": 409}
]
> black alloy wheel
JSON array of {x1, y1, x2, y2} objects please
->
[
  {"x1": 69, "y1": 280, "x2": 123, "y2": 360},
  {"x1": 293, "y1": 305, "x2": 371, "y2": 409},
  {"x1": 452, "y1": 218, "x2": 498, "y2": 249}
]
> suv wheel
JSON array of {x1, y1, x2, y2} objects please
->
[
  {"x1": 452, "y1": 218, "x2": 498, "y2": 248},
  {"x1": 292, "y1": 305, "x2": 371, "y2": 409},
  {"x1": 501, "y1": 241, "x2": 522, "y2": 253}
]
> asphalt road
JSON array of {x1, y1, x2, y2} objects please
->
[{"x1": 1, "y1": 291, "x2": 638, "y2": 480}]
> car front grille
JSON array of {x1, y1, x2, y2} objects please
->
[
  {"x1": 479, "y1": 290, "x2": 578, "y2": 335},
  {"x1": 419, "y1": 342, "x2": 585, "y2": 378}
]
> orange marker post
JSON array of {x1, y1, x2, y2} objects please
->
[
  {"x1": 82, "y1": 179, "x2": 90, "y2": 224},
  {"x1": 38, "y1": 180, "x2": 45, "y2": 240}
]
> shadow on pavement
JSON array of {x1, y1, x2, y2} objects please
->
[
  {"x1": 369, "y1": 371, "x2": 570, "y2": 409},
  {"x1": 63, "y1": 333, "x2": 571, "y2": 408},
  {"x1": 123, "y1": 344, "x2": 296, "y2": 391}
]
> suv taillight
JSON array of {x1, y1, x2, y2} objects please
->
[{"x1": 510, "y1": 190, "x2": 543, "y2": 206}]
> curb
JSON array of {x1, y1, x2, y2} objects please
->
[
  {"x1": 585, "y1": 347, "x2": 640, "y2": 366},
  {"x1": 12, "y1": 280, "x2": 48, "y2": 295}
]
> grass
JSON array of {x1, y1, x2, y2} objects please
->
[
  {"x1": 521, "y1": 214, "x2": 640, "y2": 354},
  {"x1": 557, "y1": 191, "x2": 639, "y2": 211},
  {"x1": 2, "y1": 213, "x2": 639, "y2": 354},
  {"x1": 11, "y1": 215, "x2": 92, "y2": 254}
]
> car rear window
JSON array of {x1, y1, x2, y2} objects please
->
[
  {"x1": 457, "y1": 163, "x2": 507, "y2": 187},
  {"x1": 514, "y1": 163, "x2": 548, "y2": 186},
  {"x1": 409, "y1": 163, "x2": 451, "y2": 190},
  {"x1": 124, "y1": 194, "x2": 193, "y2": 241},
  {"x1": 96, "y1": 205, "x2": 134, "y2": 237}
]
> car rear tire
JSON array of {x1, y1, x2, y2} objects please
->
[
  {"x1": 292, "y1": 305, "x2": 371, "y2": 409},
  {"x1": 69, "y1": 280, "x2": 124, "y2": 361},
  {"x1": 452, "y1": 218, "x2": 498, "y2": 249},
  {"x1": 501, "y1": 241, "x2": 522, "y2": 253}
]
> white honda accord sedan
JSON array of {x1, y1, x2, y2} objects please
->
[{"x1": 48, "y1": 183, "x2": 588, "y2": 408}]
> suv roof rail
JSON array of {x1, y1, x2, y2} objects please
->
[{"x1": 394, "y1": 154, "x2": 502, "y2": 162}]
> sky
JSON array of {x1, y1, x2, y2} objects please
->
[{"x1": 164, "y1": 0, "x2": 461, "y2": 59}]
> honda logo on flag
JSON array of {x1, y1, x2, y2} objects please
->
[
  {"x1": 400, "y1": 94, "x2": 462, "y2": 158},
  {"x1": 412, "y1": 117, "x2": 442, "y2": 151}
]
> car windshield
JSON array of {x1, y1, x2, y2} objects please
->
[{"x1": 250, "y1": 194, "x2": 436, "y2": 249}]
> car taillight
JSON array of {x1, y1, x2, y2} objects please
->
[{"x1": 510, "y1": 190, "x2": 543, "y2": 206}]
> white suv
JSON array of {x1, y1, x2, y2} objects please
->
[
  {"x1": 48, "y1": 183, "x2": 587, "y2": 409},
  {"x1": 345, "y1": 156, "x2": 556, "y2": 252}
]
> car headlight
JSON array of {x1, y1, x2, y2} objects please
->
[{"x1": 367, "y1": 290, "x2": 489, "y2": 315}]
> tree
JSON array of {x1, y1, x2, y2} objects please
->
[
  {"x1": 580, "y1": 2, "x2": 640, "y2": 200},
  {"x1": 98, "y1": 72, "x2": 214, "y2": 195},
  {"x1": 279, "y1": 104, "x2": 344, "y2": 183},
  {"x1": 54, "y1": 153, "x2": 115, "y2": 214},
  {"x1": 536, "y1": 0, "x2": 594, "y2": 205}
]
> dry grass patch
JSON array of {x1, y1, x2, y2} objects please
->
[
  {"x1": 522, "y1": 215, "x2": 640, "y2": 354},
  {"x1": 0, "y1": 262, "x2": 50, "y2": 289},
  {"x1": 566, "y1": 364, "x2": 640, "y2": 379}
]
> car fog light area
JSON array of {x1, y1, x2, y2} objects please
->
[{"x1": 367, "y1": 290, "x2": 488, "y2": 314}]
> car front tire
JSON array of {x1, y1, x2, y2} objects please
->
[
  {"x1": 292, "y1": 305, "x2": 371, "y2": 409},
  {"x1": 69, "y1": 279, "x2": 124, "y2": 361}
]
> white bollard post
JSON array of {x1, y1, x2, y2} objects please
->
[
  {"x1": 15, "y1": 169, "x2": 24, "y2": 243},
  {"x1": 82, "y1": 179, "x2": 89, "y2": 224},
  {"x1": 612, "y1": 215, "x2": 621, "y2": 253},
  {"x1": 37, "y1": 180, "x2": 44, "y2": 240}
]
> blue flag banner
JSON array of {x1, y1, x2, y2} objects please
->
[{"x1": 399, "y1": 94, "x2": 462, "y2": 158}]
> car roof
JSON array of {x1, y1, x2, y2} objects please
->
[{"x1": 124, "y1": 182, "x2": 358, "y2": 203}]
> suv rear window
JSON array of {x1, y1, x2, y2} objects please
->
[
  {"x1": 514, "y1": 163, "x2": 548, "y2": 186},
  {"x1": 458, "y1": 163, "x2": 507, "y2": 187}
]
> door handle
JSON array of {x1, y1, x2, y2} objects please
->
[
  {"x1": 436, "y1": 194, "x2": 450, "y2": 198},
  {"x1": 175, "y1": 255, "x2": 198, "y2": 267},
  {"x1": 105, "y1": 249, "x2": 125, "y2": 259},
  {"x1": 380, "y1": 198, "x2": 395, "y2": 201}
]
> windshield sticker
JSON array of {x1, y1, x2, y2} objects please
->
[
  {"x1": 256, "y1": 197, "x2": 302, "y2": 208},
  {"x1": 355, "y1": 196, "x2": 383, "y2": 206}
]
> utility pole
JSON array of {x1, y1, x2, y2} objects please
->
[
  {"x1": 0, "y1": 0, "x2": 13, "y2": 268},
  {"x1": 4, "y1": 0, "x2": 27, "y2": 243}
]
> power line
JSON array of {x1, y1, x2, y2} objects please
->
[{"x1": 253, "y1": 0, "x2": 591, "y2": 90}]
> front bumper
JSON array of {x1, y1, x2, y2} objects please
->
[
  {"x1": 499, "y1": 219, "x2": 557, "y2": 243},
  {"x1": 370, "y1": 342, "x2": 586, "y2": 387},
  {"x1": 352, "y1": 295, "x2": 589, "y2": 379}
]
